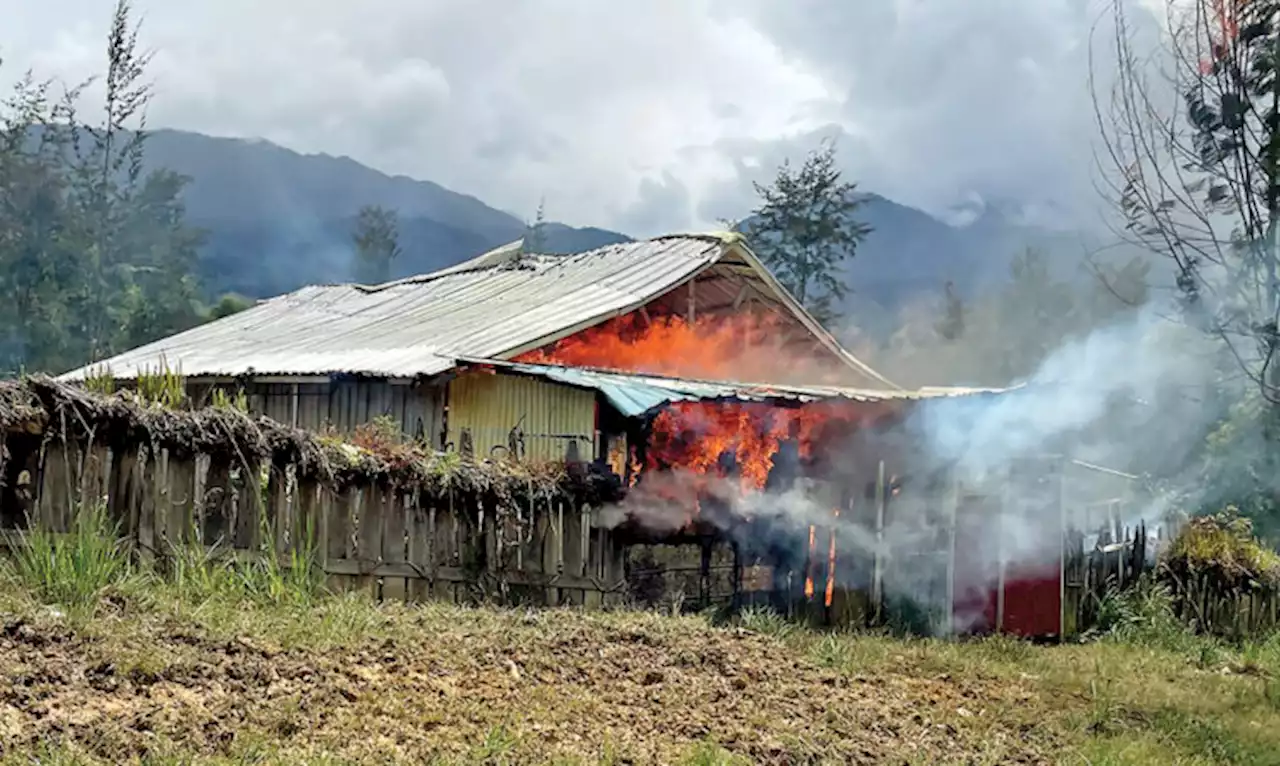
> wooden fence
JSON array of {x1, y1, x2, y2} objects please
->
[
  {"x1": 2, "y1": 438, "x2": 630, "y2": 608},
  {"x1": 1066, "y1": 519, "x2": 1280, "y2": 639},
  {"x1": 4, "y1": 378, "x2": 1276, "y2": 639}
]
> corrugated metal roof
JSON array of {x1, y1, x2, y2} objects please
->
[
  {"x1": 61, "y1": 236, "x2": 727, "y2": 381},
  {"x1": 59, "y1": 232, "x2": 899, "y2": 390},
  {"x1": 470, "y1": 359, "x2": 1008, "y2": 418}
]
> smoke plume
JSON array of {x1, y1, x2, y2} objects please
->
[{"x1": 611, "y1": 299, "x2": 1233, "y2": 633}]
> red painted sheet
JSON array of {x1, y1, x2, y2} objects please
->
[{"x1": 1001, "y1": 561, "x2": 1062, "y2": 637}]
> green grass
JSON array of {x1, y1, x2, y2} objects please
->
[
  {"x1": 3, "y1": 520, "x2": 1280, "y2": 764},
  {"x1": 3, "y1": 502, "x2": 136, "y2": 620}
]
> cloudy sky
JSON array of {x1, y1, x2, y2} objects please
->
[{"x1": 2, "y1": 0, "x2": 1159, "y2": 235}]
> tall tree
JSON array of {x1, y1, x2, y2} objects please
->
[
  {"x1": 522, "y1": 197, "x2": 548, "y2": 255},
  {"x1": 351, "y1": 204, "x2": 401, "y2": 284},
  {"x1": 0, "y1": 0, "x2": 207, "y2": 375},
  {"x1": 746, "y1": 142, "x2": 871, "y2": 324},
  {"x1": 1097, "y1": 0, "x2": 1280, "y2": 399},
  {"x1": 1095, "y1": 0, "x2": 1280, "y2": 528},
  {"x1": 934, "y1": 281, "x2": 966, "y2": 342}
]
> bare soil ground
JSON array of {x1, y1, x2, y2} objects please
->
[{"x1": 0, "y1": 594, "x2": 1277, "y2": 765}]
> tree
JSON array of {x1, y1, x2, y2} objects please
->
[
  {"x1": 203, "y1": 293, "x2": 254, "y2": 321},
  {"x1": 746, "y1": 142, "x2": 871, "y2": 324},
  {"x1": 0, "y1": 0, "x2": 207, "y2": 375},
  {"x1": 351, "y1": 204, "x2": 401, "y2": 284},
  {"x1": 1097, "y1": 0, "x2": 1280, "y2": 400},
  {"x1": 934, "y1": 281, "x2": 966, "y2": 341},
  {"x1": 522, "y1": 196, "x2": 548, "y2": 255}
]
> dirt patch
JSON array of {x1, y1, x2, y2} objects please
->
[{"x1": 0, "y1": 610, "x2": 1064, "y2": 764}]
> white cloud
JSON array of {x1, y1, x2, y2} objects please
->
[{"x1": 1, "y1": 0, "x2": 1158, "y2": 235}]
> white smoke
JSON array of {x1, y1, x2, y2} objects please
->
[{"x1": 609, "y1": 302, "x2": 1231, "y2": 634}]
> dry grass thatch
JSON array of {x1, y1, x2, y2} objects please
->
[
  {"x1": 1163, "y1": 508, "x2": 1280, "y2": 590},
  {"x1": 0, "y1": 376, "x2": 622, "y2": 504}
]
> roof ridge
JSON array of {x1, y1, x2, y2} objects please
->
[{"x1": 350, "y1": 234, "x2": 731, "y2": 292}]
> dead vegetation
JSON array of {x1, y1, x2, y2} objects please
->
[
  {"x1": 0, "y1": 375, "x2": 620, "y2": 503},
  {"x1": 1164, "y1": 509, "x2": 1280, "y2": 590}
]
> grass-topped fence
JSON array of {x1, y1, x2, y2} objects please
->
[
  {"x1": 3, "y1": 375, "x2": 1279, "y2": 640},
  {"x1": 0, "y1": 376, "x2": 629, "y2": 608},
  {"x1": 1060, "y1": 509, "x2": 1280, "y2": 640}
]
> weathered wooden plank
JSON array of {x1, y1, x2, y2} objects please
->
[
  {"x1": 382, "y1": 492, "x2": 409, "y2": 602},
  {"x1": 432, "y1": 493, "x2": 457, "y2": 602},
  {"x1": 232, "y1": 461, "x2": 262, "y2": 552},
  {"x1": 268, "y1": 466, "x2": 290, "y2": 555},
  {"x1": 325, "y1": 488, "x2": 361, "y2": 594},
  {"x1": 161, "y1": 457, "x2": 194, "y2": 548},
  {"x1": 143, "y1": 448, "x2": 169, "y2": 559},
  {"x1": 407, "y1": 491, "x2": 432, "y2": 603},
  {"x1": 108, "y1": 449, "x2": 137, "y2": 539},
  {"x1": 205, "y1": 459, "x2": 236, "y2": 546},
  {"x1": 37, "y1": 444, "x2": 70, "y2": 533},
  {"x1": 357, "y1": 485, "x2": 387, "y2": 598}
]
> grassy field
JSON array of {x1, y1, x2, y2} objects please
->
[{"x1": 2, "y1": 516, "x2": 1280, "y2": 764}]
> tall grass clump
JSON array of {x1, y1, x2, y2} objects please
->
[
  {"x1": 165, "y1": 508, "x2": 326, "y2": 610},
  {"x1": 135, "y1": 359, "x2": 185, "y2": 409},
  {"x1": 1092, "y1": 575, "x2": 1205, "y2": 655},
  {"x1": 5, "y1": 502, "x2": 134, "y2": 618}
]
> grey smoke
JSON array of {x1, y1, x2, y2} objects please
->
[{"x1": 611, "y1": 301, "x2": 1231, "y2": 631}]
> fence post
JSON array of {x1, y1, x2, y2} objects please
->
[
  {"x1": 945, "y1": 468, "x2": 959, "y2": 637},
  {"x1": 872, "y1": 460, "x2": 886, "y2": 626}
]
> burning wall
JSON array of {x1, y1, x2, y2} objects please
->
[
  {"x1": 514, "y1": 310, "x2": 847, "y2": 385},
  {"x1": 516, "y1": 306, "x2": 915, "y2": 610}
]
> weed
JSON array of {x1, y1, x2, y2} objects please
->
[
  {"x1": 735, "y1": 606, "x2": 798, "y2": 640},
  {"x1": 135, "y1": 359, "x2": 186, "y2": 409},
  {"x1": 809, "y1": 633, "x2": 852, "y2": 669},
  {"x1": 680, "y1": 739, "x2": 746, "y2": 766},
  {"x1": 1094, "y1": 576, "x2": 1199, "y2": 653},
  {"x1": 210, "y1": 386, "x2": 249, "y2": 413},
  {"x1": 81, "y1": 365, "x2": 116, "y2": 396},
  {"x1": 4, "y1": 501, "x2": 135, "y2": 619}
]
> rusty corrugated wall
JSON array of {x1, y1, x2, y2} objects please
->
[{"x1": 446, "y1": 371, "x2": 596, "y2": 462}]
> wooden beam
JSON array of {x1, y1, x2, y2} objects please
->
[
  {"x1": 872, "y1": 460, "x2": 886, "y2": 624},
  {"x1": 996, "y1": 481, "x2": 1007, "y2": 633},
  {"x1": 945, "y1": 471, "x2": 959, "y2": 637},
  {"x1": 732, "y1": 282, "x2": 752, "y2": 310},
  {"x1": 687, "y1": 280, "x2": 696, "y2": 323},
  {"x1": 1058, "y1": 458, "x2": 1068, "y2": 639}
]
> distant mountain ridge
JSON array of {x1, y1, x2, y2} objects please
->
[{"x1": 144, "y1": 129, "x2": 1111, "y2": 322}]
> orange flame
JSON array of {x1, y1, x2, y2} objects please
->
[
  {"x1": 824, "y1": 507, "x2": 840, "y2": 608},
  {"x1": 515, "y1": 310, "x2": 844, "y2": 385},
  {"x1": 803, "y1": 525, "x2": 816, "y2": 599},
  {"x1": 644, "y1": 402, "x2": 832, "y2": 492}
]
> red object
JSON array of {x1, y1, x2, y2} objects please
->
[
  {"x1": 952, "y1": 497, "x2": 998, "y2": 634},
  {"x1": 1001, "y1": 564, "x2": 1062, "y2": 638},
  {"x1": 951, "y1": 494, "x2": 1064, "y2": 639}
]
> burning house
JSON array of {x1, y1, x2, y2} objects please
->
[{"x1": 60, "y1": 233, "x2": 1129, "y2": 638}]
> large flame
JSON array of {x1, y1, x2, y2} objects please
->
[
  {"x1": 521, "y1": 305, "x2": 875, "y2": 606},
  {"x1": 644, "y1": 402, "x2": 829, "y2": 492},
  {"x1": 515, "y1": 310, "x2": 842, "y2": 385}
]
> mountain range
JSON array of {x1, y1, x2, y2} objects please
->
[{"x1": 145, "y1": 129, "x2": 1118, "y2": 333}]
